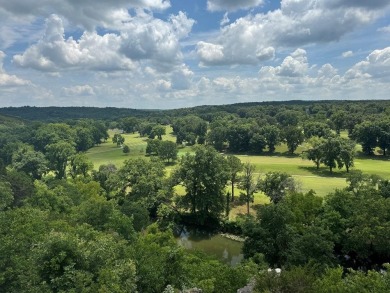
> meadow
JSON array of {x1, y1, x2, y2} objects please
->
[{"x1": 86, "y1": 127, "x2": 390, "y2": 218}]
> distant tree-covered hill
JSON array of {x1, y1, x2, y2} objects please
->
[
  {"x1": 1, "y1": 100, "x2": 390, "y2": 122},
  {"x1": 0, "y1": 106, "x2": 162, "y2": 121}
]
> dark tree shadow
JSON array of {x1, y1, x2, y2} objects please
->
[{"x1": 298, "y1": 166, "x2": 349, "y2": 178}]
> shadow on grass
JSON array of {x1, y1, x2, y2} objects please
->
[
  {"x1": 355, "y1": 152, "x2": 390, "y2": 161},
  {"x1": 226, "y1": 150, "x2": 302, "y2": 158},
  {"x1": 298, "y1": 166, "x2": 349, "y2": 178}
]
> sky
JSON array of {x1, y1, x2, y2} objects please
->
[{"x1": 0, "y1": 0, "x2": 389, "y2": 109}]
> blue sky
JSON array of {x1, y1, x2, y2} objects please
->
[{"x1": 0, "y1": 0, "x2": 389, "y2": 108}]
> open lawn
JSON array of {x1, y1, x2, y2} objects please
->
[{"x1": 87, "y1": 128, "x2": 390, "y2": 208}]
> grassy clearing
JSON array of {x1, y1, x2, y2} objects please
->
[{"x1": 87, "y1": 127, "x2": 390, "y2": 206}]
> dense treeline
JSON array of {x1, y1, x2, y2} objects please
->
[
  {"x1": 0, "y1": 124, "x2": 257, "y2": 292},
  {"x1": 1, "y1": 100, "x2": 390, "y2": 123},
  {"x1": 1, "y1": 101, "x2": 390, "y2": 292}
]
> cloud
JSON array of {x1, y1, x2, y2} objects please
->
[
  {"x1": 0, "y1": 0, "x2": 171, "y2": 30},
  {"x1": 220, "y1": 12, "x2": 230, "y2": 26},
  {"x1": 13, "y1": 15, "x2": 133, "y2": 72},
  {"x1": 348, "y1": 47, "x2": 390, "y2": 81},
  {"x1": 13, "y1": 12, "x2": 194, "y2": 72},
  {"x1": 342, "y1": 51, "x2": 354, "y2": 58},
  {"x1": 192, "y1": 46, "x2": 390, "y2": 106},
  {"x1": 197, "y1": 42, "x2": 225, "y2": 65},
  {"x1": 378, "y1": 25, "x2": 390, "y2": 33},
  {"x1": 62, "y1": 85, "x2": 95, "y2": 96},
  {"x1": 120, "y1": 11, "x2": 195, "y2": 70},
  {"x1": 197, "y1": 0, "x2": 390, "y2": 66},
  {"x1": 207, "y1": 0, "x2": 264, "y2": 12},
  {"x1": 0, "y1": 51, "x2": 31, "y2": 86}
]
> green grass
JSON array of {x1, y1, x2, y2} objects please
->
[{"x1": 87, "y1": 128, "x2": 390, "y2": 200}]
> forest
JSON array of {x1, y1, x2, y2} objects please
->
[{"x1": 0, "y1": 100, "x2": 390, "y2": 292}]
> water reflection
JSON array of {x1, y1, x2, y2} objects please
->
[{"x1": 175, "y1": 226, "x2": 244, "y2": 266}]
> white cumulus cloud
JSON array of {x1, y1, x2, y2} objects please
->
[
  {"x1": 207, "y1": 0, "x2": 264, "y2": 12},
  {"x1": 13, "y1": 12, "x2": 194, "y2": 72},
  {"x1": 197, "y1": 0, "x2": 390, "y2": 66},
  {"x1": 0, "y1": 51, "x2": 31, "y2": 86}
]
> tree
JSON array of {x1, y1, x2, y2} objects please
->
[
  {"x1": 303, "y1": 121, "x2": 332, "y2": 139},
  {"x1": 258, "y1": 172, "x2": 296, "y2": 204},
  {"x1": 276, "y1": 110, "x2": 300, "y2": 127},
  {"x1": 174, "y1": 146, "x2": 229, "y2": 223},
  {"x1": 157, "y1": 141, "x2": 178, "y2": 163},
  {"x1": 113, "y1": 158, "x2": 170, "y2": 215},
  {"x1": 12, "y1": 146, "x2": 48, "y2": 179},
  {"x1": 352, "y1": 121, "x2": 379, "y2": 155},
  {"x1": 119, "y1": 117, "x2": 138, "y2": 133},
  {"x1": 377, "y1": 119, "x2": 390, "y2": 156},
  {"x1": 226, "y1": 155, "x2": 243, "y2": 201},
  {"x1": 122, "y1": 145, "x2": 130, "y2": 154},
  {"x1": 238, "y1": 162, "x2": 257, "y2": 214},
  {"x1": 226, "y1": 122, "x2": 252, "y2": 152},
  {"x1": 339, "y1": 138, "x2": 356, "y2": 172},
  {"x1": 69, "y1": 153, "x2": 94, "y2": 178},
  {"x1": 92, "y1": 163, "x2": 117, "y2": 194},
  {"x1": 3, "y1": 170, "x2": 35, "y2": 207},
  {"x1": 249, "y1": 133, "x2": 267, "y2": 153},
  {"x1": 172, "y1": 115, "x2": 207, "y2": 145},
  {"x1": 206, "y1": 126, "x2": 227, "y2": 151},
  {"x1": 330, "y1": 111, "x2": 346, "y2": 135},
  {"x1": 320, "y1": 137, "x2": 343, "y2": 173},
  {"x1": 32, "y1": 123, "x2": 76, "y2": 152},
  {"x1": 262, "y1": 125, "x2": 281, "y2": 153},
  {"x1": 74, "y1": 126, "x2": 94, "y2": 151},
  {"x1": 152, "y1": 125, "x2": 166, "y2": 140},
  {"x1": 303, "y1": 136, "x2": 326, "y2": 169},
  {"x1": 112, "y1": 133, "x2": 125, "y2": 146},
  {"x1": 138, "y1": 122, "x2": 156, "y2": 137},
  {"x1": 146, "y1": 139, "x2": 161, "y2": 156},
  {"x1": 283, "y1": 126, "x2": 304, "y2": 154},
  {"x1": 45, "y1": 141, "x2": 76, "y2": 179},
  {"x1": 0, "y1": 181, "x2": 13, "y2": 211}
]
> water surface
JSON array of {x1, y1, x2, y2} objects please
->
[{"x1": 175, "y1": 227, "x2": 244, "y2": 266}]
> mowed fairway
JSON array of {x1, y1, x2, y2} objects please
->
[
  {"x1": 86, "y1": 127, "x2": 177, "y2": 168},
  {"x1": 236, "y1": 155, "x2": 349, "y2": 197},
  {"x1": 87, "y1": 128, "x2": 390, "y2": 198}
]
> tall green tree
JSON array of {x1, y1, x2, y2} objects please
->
[
  {"x1": 112, "y1": 133, "x2": 125, "y2": 146},
  {"x1": 320, "y1": 137, "x2": 343, "y2": 173},
  {"x1": 258, "y1": 172, "x2": 296, "y2": 204},
  {"x1": 352, "y1": 121, "x2": 379, "y2": 155},
  {"x1": 69, "y1": 153, "x2": 94, "y2": 178},
  {"x1": 45, "y1": 141, "x2": 76, "y2": 179},
  {"x1": 32, "y1": 123, "x2": 76, "y2": 152},
  {"x1": 174, "y1": 146, "x2": 228, "y2": 223},
  {"x1": 113, "y1": 158, "x2": 170, "y2": 215},
  {"x1": 377, "y1": 119, "x2": 390, "y2": 156},
  {"x1": 75, "y1": 126, "x2": 94, "y2": 151},
  {"x1": 12, "y1": 145, "x2": 48, "y2": 179},
  {"x1": 303, "y1": 121, "x2": 332, "y2": 139},
  {"x1": 283, "y1": 126, "x2": 304, "y2": 154},
  {"x1": 303, "y1": 136, "x2": 326, "y2": 169},
  {"x1": 339, "y1": 138, "x2": 356, "y2": 173},
  {"x1": 238, "y1": 162, "x2": 257, "y2": 214},
  {"x1": 262, "y1": 125, "x2": 281, "y2": 153},
  {"x1": 330, "y1": 111, "x2": 346, "y2": 135},
  {"x1": 158, "y1": 141, "x2": 178, "y2": 163},
  {"x1": 119, "y1": 117, "x2": 139, "y2": 133},
  {"x1": 0, "y1": 181, "x2": 13, "y2": 211},
  {"x1": 226, "y1": 155, "x2": 243, "y2": 201},
  {"x1": 152, "y1": 125, "x2": 166, "y2": 140}
]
